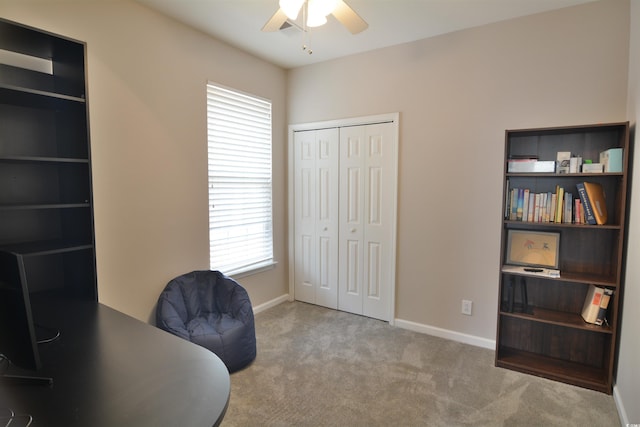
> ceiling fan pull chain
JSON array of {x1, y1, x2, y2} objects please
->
[
  {"x1": 304, "y1": 32, "x2": 313, "y2": 55},
  {"x1": 301, "y1": 1, "x2": 313, "y2": 54}
]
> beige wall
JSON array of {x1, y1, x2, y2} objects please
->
[
  {"x1": 0, "y1": 0, "x2": 290, "y2": 322},
  {"x1": 617, "y1": 0, "x2": 640, "y2": 423},
  {"x1": 288, "y1": 0, "x2": 629, "y2": 339}
]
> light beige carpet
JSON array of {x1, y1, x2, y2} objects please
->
[{"x1": 222, "y1": 301, "x2": 619, "y2": 427}]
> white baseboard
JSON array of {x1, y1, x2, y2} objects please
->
[
  {"x1": 394, "y1": 318, "x2": 496, "y2": 350},
  {"x1": 253, "y1": 293, "x2": 291, "y2": 314},
  {"x1": 613, "y1": 384, "x2": 628, "y2": 426}
]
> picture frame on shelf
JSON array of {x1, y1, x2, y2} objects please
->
[{"x1": 506, "y1": 230, "x2": 560, "y2": 269}]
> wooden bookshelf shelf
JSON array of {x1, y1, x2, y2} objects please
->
[
  {"x1": 506, "y1": 172, "x2": 624, "y2": 178},
  {"x1": 504, "y1": 219, "x2": 621, "y2": 230},
  {"x1": 495, "y1": 122, "x2": 630, "y2": 394},
  {"x1": 496, "y1": 347, "x2": 610, "y2": 393},
  {"x1": 0, "y1": 155, "x2": 90, "y2": 164},
  {"x1": 0, "y1": 83, "x2": 86, "y2": 103},
  {"x1": 500, "y1": 307, "x2": 613, "y2": 334},
  {"x1": 502, "y1": 270, "x2": 618, "y2": 288}
]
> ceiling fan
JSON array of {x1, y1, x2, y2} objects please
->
[{"x1": 262, "y1": 0, "x2": 368, "y2": 35}]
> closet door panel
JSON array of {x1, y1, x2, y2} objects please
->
[
  {"x1": 293, "y1": 128, "x2": 339, "y2": 309},
  {"x1": 296, "y1": 233, "x2": 315, "y2": 302},
  {"x1": 362, "y1": 123, "x2": 396, "y2": 321},
  {"x1": 315, "y1": 128, "x2": 339, "y2": 309},
  {"x1": 339, "y1": 127, "x2": 365, "y2": 314},
  {"x1": 294, "y1": 131, "x2": 317, "y2": 304}
]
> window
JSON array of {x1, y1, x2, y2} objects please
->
[{"x1": 206, "y1": 83, "x2": 274, "y2": 276}]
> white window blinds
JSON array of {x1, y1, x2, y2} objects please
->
[{"x1": 206, "y1": 83, "x2": 274, "y2": 276}]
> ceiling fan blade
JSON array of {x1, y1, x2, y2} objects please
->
[
  {"x1": 262, "y1": 8, "x2": 288, "y2": 32},
  {"x1": 332, "y1": 0, "x2": 368, "y2": 34}
]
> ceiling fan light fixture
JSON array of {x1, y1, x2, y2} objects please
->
[
  {"x1": 306, "y1": 13, "x2": 327, "y2": 28},
  {"x1": 311, "y1": 0, "x2": 339, "y2": 17},
  {"x1": 279, "y1": 0, "x2": 305, "y2": 20},
  {"x1": 307, "y1": 0, "x2": 337, "y2": 27},
  {"x1": 262, "y1": 0, "x2": 367, "y2": 36}
]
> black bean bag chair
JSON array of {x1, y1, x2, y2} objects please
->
[{"x1": 156, "y1": 270, "x2": 256, "y2": 373}]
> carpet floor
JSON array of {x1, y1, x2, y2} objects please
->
[{"x1": 222, "y1": 301, "x2": 619, "y2": 427}]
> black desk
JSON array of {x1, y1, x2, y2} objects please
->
[{"x1": 0, "y1": 302, "x2": 230, "y2": 426}]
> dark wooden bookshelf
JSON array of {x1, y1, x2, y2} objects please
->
[
  {"x1": 0, "y1": 17, "x2": 96, "y2": 300},
  {"x1": 495, "y1": 122, "x2": 630, "y2": 394}
]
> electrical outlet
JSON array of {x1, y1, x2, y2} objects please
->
[{"x1": 461, "y1": 299, "x2": 473, "y2": 316}]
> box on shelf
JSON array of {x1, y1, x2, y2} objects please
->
[
  {"x1": 600, "y1": 148, "x2": 623, "y2": 173},
  {"x1": 556, "y1": 151, "x2": 571, "y2": 174},
  {"x1": 582, "y1": 163, "x2": 604, "y2": 173},
  {"x1": 507, "y1": 160, "x2": 555, "y2": 173},
  {"x1": 569, "y1": 156, "x2": 582, "y2": 173}
]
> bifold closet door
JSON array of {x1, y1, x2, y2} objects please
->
[
  {"x1": 338, "y1": 122, "x2": 396, "y2": 321},
  {"x1": 293, "y1": 128, "x2": 339, "y2": 309}
]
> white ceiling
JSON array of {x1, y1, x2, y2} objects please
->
[{"x1": 134, "y1": 0, "x2": 596, "y2": 69}]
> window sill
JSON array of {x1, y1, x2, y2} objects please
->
[{"x1": 227, "y1": 261, "x2": 277, "y2": 279}]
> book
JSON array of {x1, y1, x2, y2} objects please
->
[
  {"x1": 527, "y1": 192, "x2": 535, "y2": 222},
  {"x1": 583, "y1": 182, "x2": 607, "y2": 225},
  {"x1": 516, "y1": 188, "x2": 524, "y2": 221},
  {"x1": 595, "y1": 288, "x2": 614, "y2": 326},
  {"x1": 545, "y1": 191, "x2": 552, "y2": 222},
  {"x1": 576, "y1": 182, "x2": 597, "y2": 225},
  {"x1": 563, "y1": 192, "x2": 572, "y2": 224},
  {"x1": 581, "y1": 285, "x2": 604, "y2": 324},
  {"x1": 581, "y1": 285, "x2": 613, "y2": 325},
  {"x1": 554, "y1": 186, "x2": 564, "y2": 223}
]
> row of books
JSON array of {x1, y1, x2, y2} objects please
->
[
  {"x1": 505, "y1": 181, "x2": 607, "y2": 225},
  {"x1": 581, "y1": 285, "x2": 613, "y2": 326},
  {"x1": 506, "y1": 185, "x2": 578, "y2": 224}
]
